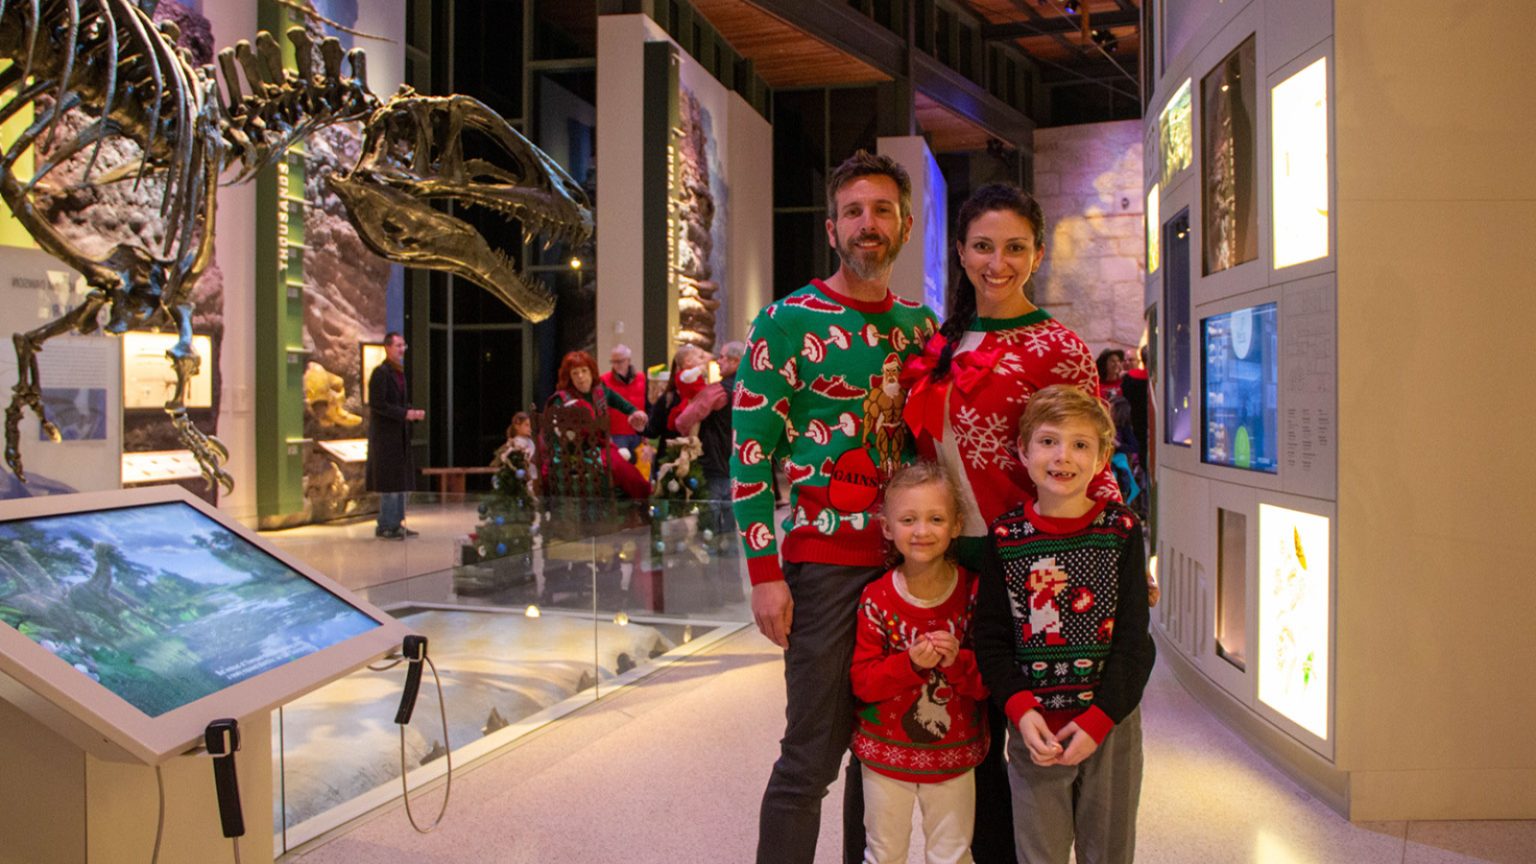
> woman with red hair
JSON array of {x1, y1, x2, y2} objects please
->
[{"x1": 546, "y1": 350, "x2": 650, "y2": 499}]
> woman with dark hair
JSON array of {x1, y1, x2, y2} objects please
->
[
  {"x1": 545, "y1": 350, "x2": 650, "y2": 499},
  {"x1": 1096, "y1": 347, "x2": 1127, "y2": 401},
  {"x1": 899, "y1": 184, "x2": 1121, "y2": 864},
  {"x1": 902, "y1": 184, "x2": 1120, "y2": 565}
]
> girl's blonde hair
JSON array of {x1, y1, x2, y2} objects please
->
[{"x1": 880, "y1": 461, "x2": 963, "y2": 566}]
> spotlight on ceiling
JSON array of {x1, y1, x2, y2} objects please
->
[
  {"x1": 1091, "y1": 28, "x2": 1119, "y2": 52},
  {"x1": 1064, "y1": 0, "x2": 1081, "y2": 13}
]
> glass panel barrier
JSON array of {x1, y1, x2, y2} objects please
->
[{"x1": 261, "y1": 492, "x2": 749, "y2": 852}]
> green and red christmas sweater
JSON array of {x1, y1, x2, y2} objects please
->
[
  {"x1": 974, "y1": 499, "x2": 1155, "y2": 744},
  {"x1": 730, "y1": 280, "x2": 937, "y2": 584},
  {"x1": 851, "y1": 567, "x2": 989, "y2": 783}
]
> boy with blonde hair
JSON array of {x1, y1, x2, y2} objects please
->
[{"x1": 974, "y1": 385, "x2": 1155, "y2": 864}]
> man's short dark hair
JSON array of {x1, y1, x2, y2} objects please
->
[
  {"x1": 384, "y1": 331, "x2": 403, "y2": 346},
  {"x1": 826, "y1": 150, "x2": 912, "y2": 221}
]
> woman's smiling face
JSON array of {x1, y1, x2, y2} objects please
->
[{"x1": 958, "y1": 208, "x2": 1044, "y2": 318}]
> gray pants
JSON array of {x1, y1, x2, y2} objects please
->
[
  {"x1": 757, "y1": 560, "x2": 883, "y2": 864},
  {"x1": 1005, "y1": 708, "x2": 1143, "y2": 864}
]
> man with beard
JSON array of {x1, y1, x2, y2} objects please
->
[{"x1": 731, "y1": 151, "x2": 937, "y2": 864}]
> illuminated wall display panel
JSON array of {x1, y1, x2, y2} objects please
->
[
  {"x1": 359, "y1": 342, "x2": 387, "y2": 404},
  {"x1": 1271, "y1": 58, "x2": 1330, "y2": 268},
  {"x1": 1257, "y1": 504, "x2": 1330, "y2": 740},
  {"x1": 1202, "y1": 303, "x2": 1279, "y2": 473},
  {"x1": 1163, "y1": 210, "x2": 1193, "y2": 447},
  {"x1": 1146, "y1": 183, "x2": 1161, "y2": 274},
  {"x1": 1159, "y1": 79, "x2": 1193, "y2": 186},
  {"x1": 1202, "y1": 35, "x2": 1258, "y2": 275},
  {"x1": 122, "y1": 332, "x2": 214, "y2": 409}
]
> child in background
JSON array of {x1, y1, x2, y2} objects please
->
[
  {"x1": 493, "y1": 412, "x2": 539, "y2": 492},
  {"x1": 974, "y1": 385, "x2": 1155, "y2": 864},
  {"x1": 850, "y1": 462, "x2": 989, "y2": 864}
]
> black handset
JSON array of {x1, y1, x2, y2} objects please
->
[
  {"x1": 394, "y1": 635, "x2": 429, "y2": 725},
  {"x1": 204, "y1": 718, "x2": 245, "y2": 838}
]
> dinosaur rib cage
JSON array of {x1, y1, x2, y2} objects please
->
[{"x1": 0, "y1": 0, "x2": 202, "y2": 249}]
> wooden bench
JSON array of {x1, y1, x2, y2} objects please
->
[{"x1": 420, "y1": 466, "x2": 500, "y2": 495}]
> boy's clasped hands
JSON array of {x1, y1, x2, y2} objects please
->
[
  {"x1": 907, "y1": 630, "x2": 961, "y2": 670},
  {"x1": 1018, "y1": 709, "x2": 1097, "y2": 767}
]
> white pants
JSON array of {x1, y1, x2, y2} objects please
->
[{"x1": 861, "y1": 765, "x2": 975, "y2": 864}]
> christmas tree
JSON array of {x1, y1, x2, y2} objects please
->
[{"x1": 470, "y1": 445, "x2": 537, "y2": 562}]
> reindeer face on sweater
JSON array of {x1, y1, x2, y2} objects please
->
[{"x1": 901, "y1": 669, "x2": 956, "y2": 743}]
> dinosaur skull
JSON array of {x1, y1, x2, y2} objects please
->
[{"x1": 326, "y1": 90, "x2": 592, "y2": 323}]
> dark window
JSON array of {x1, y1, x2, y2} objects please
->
[
  {"x1": 450, "y1": 328, "x2": 528, "y2": 467},
  {"x1": 774, "y1": 211, "x2": 827, "y2": 300},
  {"x1": 935, "y1": 8, "x2": 952, "y2": 65},
  {"x1": 959, "y1": 24, "x2": 975, "y2": 80},
  {"x1": 772, "y1": 89, "x2": 827, "y2": 209},
  {"x1": 454, "y1": 0, "x2": 523, "y2": 119},
  {"x1": 532, "y1": 0, "x2": 595, "y2": 60},
  {"x1": 531, "y1": 70, "x2": 597, "y2": 268},
  {"x1": 828, "y1": 87, "x2": 879, "y2": 165}
]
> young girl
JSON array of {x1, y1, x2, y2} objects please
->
[{"x1": 850, "y1": 462, "x2": 989, "y2": 864}]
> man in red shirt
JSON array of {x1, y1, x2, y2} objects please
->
[{"x1": 601, "y1": 343, "x2": 647, "y2": 460}]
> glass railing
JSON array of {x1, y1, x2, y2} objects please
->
[{"x1": 260, "y1": 493, "x2": 750, "y2": 853}]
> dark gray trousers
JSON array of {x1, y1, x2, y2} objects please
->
[
  {"x1": 756, "y1": 560, "x2": 883, "y2": 864},
  {"x1": 1005, "y1": 707, "x2": 1144, "y2": 864}
]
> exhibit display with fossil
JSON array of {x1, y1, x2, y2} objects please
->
[{"x1": 0, "y1": 0, "x2": 592, "y2": 492}]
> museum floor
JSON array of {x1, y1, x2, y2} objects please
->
[{"x1": 262, "y1": 505, "x2": 1535, "y2": 864}]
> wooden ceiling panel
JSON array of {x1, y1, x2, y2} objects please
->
[
  {"x1": 914, "y1": 91, "x2": 995, "y2": 153},
  {"x1": 690, "y1": 0, "x2": 891, "y2": 87}
]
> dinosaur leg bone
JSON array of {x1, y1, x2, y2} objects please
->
[
  {"x1": 5, "y1": 291, "x2": 111, "y2": 481},
  {"x1": 164, "y1": 306, "x2": 231, "y2": 492}
]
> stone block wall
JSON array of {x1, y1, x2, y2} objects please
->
[{"x1": 1031, "y1": 120, "x2": 1146, "y2": 361}]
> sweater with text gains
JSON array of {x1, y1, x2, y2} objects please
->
[{"x1": 730, "y1": 280, "x2": 936, "y2": 584}]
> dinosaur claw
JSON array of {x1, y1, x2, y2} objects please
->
[{"x1": 41, "y1": 421, "x2": 61, "y2": 443}]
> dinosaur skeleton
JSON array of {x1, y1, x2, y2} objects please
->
[{"x1": 0, "y1": 0, "x2": 591, "y2": 492}]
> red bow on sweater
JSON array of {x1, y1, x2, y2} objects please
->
[{"x1": 900, "y1": 336, "x2": 1002, "y2": 443}]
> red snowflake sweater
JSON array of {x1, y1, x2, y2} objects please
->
[
  {"x1": 900, "y1": 310, "x2": 1121, "y2": 544},
  {"x1": 974, "y1": 500, "x2": 1155, "y2": 744},
  {"x1": 850, "y1": 567, "x2": 990, "y2": 783},
  {"x1": 730, "y1": 280, "x2": 936, "y2": 584}
]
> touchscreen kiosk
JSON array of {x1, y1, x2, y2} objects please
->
[
  {"x1": 1202, "y1": 303, "x2": 1279, "y2": 473},
  {"x1": 0, "y1": 485, "x2": 413, "y2": 765}
]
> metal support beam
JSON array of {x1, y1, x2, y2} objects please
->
[
  {"x1": 746, "y1": 0, "x2": 906, "y2": 78},
  {"x1": 981, "y1": 9, "x2": 1140, "y2": 41},
  {"x1": 911, "y1": 52, "x2": 1034, "y2": 151}
]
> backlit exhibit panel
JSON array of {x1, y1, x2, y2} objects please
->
[
  {"x1": 1146, "y1": 183, "x2": 1160, "y2": 274},
  {"x1": 1159, "y1": 79, "x2": 1193, "y2": 187},
  {"x1": 122, "y1": 332, "x2": 214, "y2": 409},
  {"x1": 0, "y1": 501, "x2": 380, "y2": 717},
  {"x1": 1257, "y1": 504, "x2": 1329, "y2": 740},
  {"x1": 359, "y1": 342, "x2": 386, "y2": 404},
  {"x1": 1163, "y1": 211, "x2": 1193, "y2": 447},
  {"x1": 1202, "y1": 36, "x2": 1258, "y2": 275},
  {"x1": 1203, "y1": 303, "x2": 1279, "y2": 473},
  {"x1": 1271, "y1": 58, "x2": 1330, "y2": 268}
]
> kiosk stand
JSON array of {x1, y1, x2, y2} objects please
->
[
  {"x1": 0, "y1": 486, "x2": 414, "y2": 863},
  {"x1": 0, "y1": 701, "x2": 271, "y2": 864}
]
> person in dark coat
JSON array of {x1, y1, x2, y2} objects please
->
[{"x1": 367, "y1": 332, "x2": 424, "y2": 539}]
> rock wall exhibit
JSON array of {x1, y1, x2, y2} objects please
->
[
  {"x1": 674, "y1": 87, "x2": 719, "y2": 351},
  {"x1": 295, "y1": 6, "x2": 392, "y2": 523}
]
